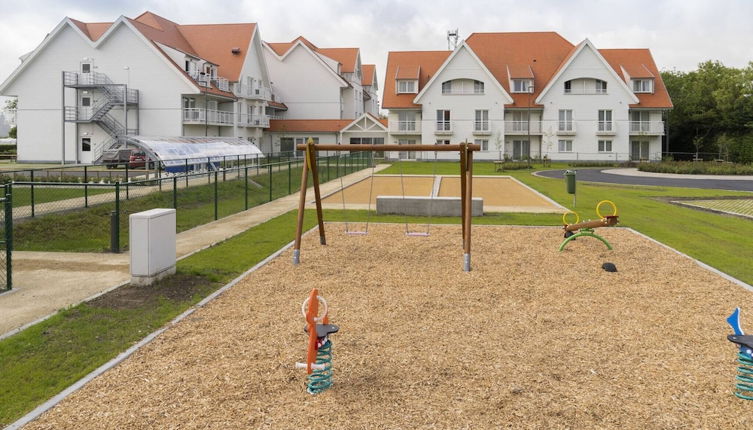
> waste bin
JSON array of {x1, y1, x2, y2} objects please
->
[{"x1": 564, "y1": 170, "x2": 576, "y2": 194}]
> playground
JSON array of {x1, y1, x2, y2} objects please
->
[
  {"x1": 321, "y1": 174, "x2": 563, "y2": 213},
  {"x1": 25, "y1": 224, "x2": 753, "y2": 428}
]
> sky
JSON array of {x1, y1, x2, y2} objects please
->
[{"x1": 1, "y1": 0, "x2": 753, "y2": 104}]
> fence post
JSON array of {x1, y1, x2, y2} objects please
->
[
  {"x1": 223, "y1": 156, "x2": 227, "y2": 182},
  {"x1": 112, "y1": 182, "x2": 120, "y2": 253},
  {"x1": 5, "y1": 191, "x2": 12, "y2": 291},
  {"x1": 244, "y1": 166, "x2": 249, "y2": 210},
  {"x1": 208, "y1": 157, "x2": 212, "y2": 184},
  {"x1": 125, "y1": 163, "x2": 130, "y2": 200},
  {"x1": 185, "y1": 158, "x2": 189, "y2": 188},
  {"x1": 237, "y1": 155, "x2": 241, "y2": 179},
  {"x1": 158, "y1": 164, "x2": 162, "y2": 192},
  {"x1": 268, "y1": 164, "x2": 272, "y2": 202},
  {"x1": 30, "y1": 171, "x2": 35, "y2": 218},
  {"x1": 84, "y1": 165, "x2": 89, "y2": 208},
  {"x1": 173, "y1": 176, "x2": 177, "y2": 209},
  {"x1": 327, "y1": 156, "x2": 330, "y2": 182},
  {"x1": 214, "y1": 170, "x2": 218, "y2": 221},
  {"x1": 288, "y1": 161, "x2": 292, "y2": 195}
]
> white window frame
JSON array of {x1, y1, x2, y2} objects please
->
[
  {"x1": 436, "y1": 110, "x2": 451, "y2": 131},
  {"x1": 598, "y1": 109, "x2": 613, "y2": 131},
  {"x1": 397, "y1": 80, "x2": 417, "y2": 94},
  {"x1": 558, "y1": 139, "x2": 573, "y2": 152},
  {"x1": 595, "y1": 79, "x2": 607, "y2": 94},
  {"x1": 632, "y1": 79, "x2": 654, "y2": 93},
  {"x1": 474, "y1": 109, "x2": 489, "y2": 132},
  {"x1": 558, "y1": 109, "x2": 573, "y2": 131},
  {"x1": 441, "y1": 80, "x2": 452, "y2": 94},
  {"x1": 474, "y1": 139, "x2": 489, "y2": 151},
  {"x1": 436, "y1": 139, "x2": 450, "y2": 145},
  {"x1": 474, "y1": 80, "x2": 485, "y2": 94},
  {"x1": 512, "y1": 79, "x2": 533, "y2": 93},
  {"x1": 598, "y1": 140, "x2": 612, "y2": 152}
]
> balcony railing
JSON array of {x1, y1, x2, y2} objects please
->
[
  {"x1": 238, "y1": 113, "x2": 270, "y2": 128},
  {"x1": 233, "y1": 83, "x2": 271, "y2": 100},
  {"x1": 63, "y1": 71, "x2": 114, "y2": 86},
  {"x1": 435, "y1": 121, "x2": 453, "y2": 134},
  {"x1": 596, "y1": 121, "x2": 617, "y2": 135},
  {"x1": 188, "y1": 71, "x2": 212, "y2": 88},
  {"x1": 564, "y1": 88, "x2": 608, "y2": 95},
  {"x1": 390, "y1": 120, "x2": 421, "y2": 134},
  {"x1": 472, "y1": 121, "x2": 491, "y2": 135},
  {"x1": 182, "y1": 108, "x2": 234, "y2": 126},
  {"x1": 211, "y1": 77, "x2": 229, "y2": 92},
  {"x1": 557, "y1": 122, "x2": 576, "y2": 135},
  {"x1": 629, "y1": 121, "x2": 664, "y2": 135},
  {"x1": 504, "y1": 120, "x2": 542, "y2": 134},
  {"x1": 441, "y1": 88, "x2": 484, "y2": 95}
]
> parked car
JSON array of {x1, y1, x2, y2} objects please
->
[
  {"x1": 101, "y1": 149, "x2": 135, "y2": 169},
  {"x1": 128, "y1": 151, "x2": 157, "y2": 169}
]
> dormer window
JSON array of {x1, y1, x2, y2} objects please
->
[
  {"x1": 397, "y1": 80, "x2": 417, "y2": 94},
  {"x1": 595, "y1": 79, "x2": 607, "y2": 94},
  {"x1": 565, "y1": 78, "x2": 608, "y2": 95},
  {"x1": 474, "y1": 80, "x2": 484, "y2": 94},
  {"x1": 440, "y1": 79, "x2": 484, "y2": 95},
  {"x1": 512, "y1": 79, "x2": 533, "y2": 93},
  {"x1": 632, "y1": 79, "x2": 654, "y2": 93}
]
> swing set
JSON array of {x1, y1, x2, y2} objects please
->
[{"x1": 293, "y1": 139, "x2": 481, "y2": 271}]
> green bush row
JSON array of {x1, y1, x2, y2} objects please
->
[{"x1": 638, "y1": 161, "x2": 753, "y2": 175}]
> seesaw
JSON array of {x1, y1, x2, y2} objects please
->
[{"x1": 559, "y1": 200, "x2": 619, "y2": 251}]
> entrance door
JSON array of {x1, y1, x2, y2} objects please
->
[
  {"x1": 631, "y1": 140, "x2": 649, "y2": 161},
  {"x1": 80, "y1": 137, "x2": 92, "y2": 164},
  {"x1": 512, "y1": 140, "x2": 529, "y2": 160}
]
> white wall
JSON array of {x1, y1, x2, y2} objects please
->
[{"x1": 264, "y1": 45, "x2": 345, "y2": 119}]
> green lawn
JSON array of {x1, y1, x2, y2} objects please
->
[
  {"x1": 375, "y1": 161, "x2": 753, "y2": 285},
  {"x1": 0, "y1": 211, "x2": 319, "y2": 427}
]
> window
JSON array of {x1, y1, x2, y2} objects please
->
[
  {"x1": 397, "y1": 80, "x2": 417, "y2": 93},
  {"x1": 564, "y1": 80, "x2": 571, "y2": 93},
  {"x1": 558, "y1": 109, "x2": 573, "y2": 131},
  {"x1": 183, "y1": 98, "x2": 196, "y2": 109},
  {"x1": 441, "y1": 81, "x2": 453, "y2": 94},
  {"x1": 595, "y1": 80, "x2": 607, "y2": 94},
  {"x1": 474, "y1": 110, "x2": 489, "y2": 131},
  {"x1": 474, "y1": 139, "x2": 489, "y2": 151},
  {"x1": 512, "y1": 140, "x2": 529, "y2": 159},
  {"x1": 350, "y1": 137, "x2": 384, "y2": 145},
  {"x1": 81, "y1": 63, "x2": 91, "y2": 74},
  {"x1": 398, "y1": 111, "x2": 416, "y2": 131},
  {"x1": 81, "y1": 97, "x2": 91, "y2": 107},
  {"x1": 631, "y1": 111, "x2": 650, "y2": 132},
  {"x1": 558, "y1": 139, "x2": 573, "y2": 152},
  {"x1": 398, "y1": 139, "x2": 417, "y2": 160},
  {"x1": 436, "y1": 110, "x2": 451, "y2": 131},
  {"x1": 512, "y1": 79, "x2": 533, "y2": 93},
  {"x1": 474, "y1": 80, "x2": 485, "y2": 94},
  {"x1": 436, "y1": 139, "x2": 450, "y2": 145},
  {"x1": 81, "y1": 138, "x2": 91, "y2": 152},
  {"x1": 511, "y1": 111, "x2": 529, "y2": 132},
  {"x1": 632, "y1": 79, "x2": 653, "y2": 93},
  {"x1": 598, "y1": 140, "x2": 612, "y2": 152},
  {"x1": 280, "y1": 137, "x2": 294, "y2": 153},
  {"x1": 598, "y1": 110, "x2": 612, "y2": 131}
]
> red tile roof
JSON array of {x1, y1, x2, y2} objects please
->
[
  {"x1": 382, "y1": 51, "x2": 451, "y2": 109},
  {"x1": 267, "y1": 100, "x2": 287, "y2": 110},
  {"x1": 267, "y1": 119, "x2": 353, "y2": 133},
  {"x1": 600, "y1": 49, "x2": 672, "y2": 108},
  {"x1": 361, "y1": 64, "x2": 376, "y2": 86}
]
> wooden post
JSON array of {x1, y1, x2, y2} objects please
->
[
  {"x1": 463, "y1": 146, "x2": 473, "y2": 272},
  {"x1": 307, "y1": 139, "x2": 327, "y2": 245},
  {"x1": 459, "y1": 144, "x2": 467, "y2": 243},
  {"x1": 293, "y1": 142, "x2": 311, "y2": 265}
]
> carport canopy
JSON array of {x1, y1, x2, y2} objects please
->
[{"x1": 117, "y1": 136, "x2": 264, "y2": 167}]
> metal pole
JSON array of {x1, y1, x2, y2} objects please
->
[
  {"x1": 125, "y1": 163, "x2": 129, "y2": 199},
  {"x1": 244, "y1": 166, "x2": 249, "y2": 210},
  {"x1": 173, "y1": 176, "x2": 177, "y2": 209},
  {"x1": 185, "y1": 158, "x2": 189, "y2": 188},
  {"x1": 112, "y1": 182, "x2": 120, "y2": 253},
  {"x1": 268, "y1": 164, "x2": 272, "y2": 201},
  {"x1": 84, "y1": 166, "x2": 89, "y2": 208},
  {"x1": 214, "y1": 170, "x2": 218, "y2": 220},
  {"x1": 5, "y1": 192, "x2": 12, "y2": 291},
  {"x1": 30, "y1": 171, "x2": 35, "y2": 218},
  {"x1": 61, "y1": 71, "x2": 65, "y2": 165},
  {"x1": 208, "y1": 157, "x2": 211, "y2": 184},
  {"x1": 288, "y1": 161, "x2": 292, "y2": 195},
  {"x1": 223, "y1": 156, "x2": 226, "y2": 182}
]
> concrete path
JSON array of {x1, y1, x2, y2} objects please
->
[
  {"x1": 535, "y1": 168, "x2": 753, "y2": 191},
  {"x1": 0, "y1": 165, "x2": 388, "y2": 338}
]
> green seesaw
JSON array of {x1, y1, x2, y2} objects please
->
[{"x1": 559, "y1": 200, "x2": 619, "y2": 251}]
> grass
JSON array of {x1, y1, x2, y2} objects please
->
[
  {"x1": 377, "y1": 161, "x2": 753, "y2": 285},
  {"x1": 8, "y1": 185, "x2": 111, "y2": 208},
  {"x1": 13, "y1": 160, "x2": 365, "y2": 252},
  {"x1": 0, "y1": 210, "x2": 318, "y2": 427},
  {"x1": 638, "y1": 161, "x2": 753, "y2": 175}
]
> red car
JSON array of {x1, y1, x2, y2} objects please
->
[{"x1": 128, "y1": 152, "x2": 156, "y2": 169}]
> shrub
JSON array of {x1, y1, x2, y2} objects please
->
[{"x1": 637, "y1": 161, "x2": 753, "y2": 175}]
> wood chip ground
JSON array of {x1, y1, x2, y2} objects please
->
[{"x1": 26, "y1": 225, "x2": 753, "y2": 429}]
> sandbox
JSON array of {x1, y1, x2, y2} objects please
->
[
  {"x1": 26, "y1": 225, "x2": 753, "y2": 429},
  {"x1": 320, "y1": 175, "x2": 564, "y2": 213}
]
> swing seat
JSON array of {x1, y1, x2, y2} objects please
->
[
  {"x1": 406, "y1": 232, "x2": 430, "y2": 237},
  {"x1": 345, "y1": 231, "x2": 368, "y2": 235}
]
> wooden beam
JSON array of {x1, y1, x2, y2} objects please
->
[
  {"x1": 292, "y1": 142, "x2": 311, "y2": 264},
  {"x1": 295, "y1": 144, "x2": 482, "y2": 152},
  {"x1": 463, "y1": 147, "x2": 474, "y2": 272},
  {"x1": 307, "y1": 140, "x2": 327, "y2": 245},
  {"x1": 459, "y1": 145, "x2": 467, "y2": 243}
]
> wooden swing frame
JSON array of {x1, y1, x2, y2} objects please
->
[{"x1": 292, "y1": 139, "x2": 481, "y2": 272}]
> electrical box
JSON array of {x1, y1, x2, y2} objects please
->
[{"x1": 130, "y1": 208, "x2": 176, "y2": 286}]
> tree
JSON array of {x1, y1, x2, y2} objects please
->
[
  {"x1": 8, "y1": 127, "x2": 16, "y2": 139},
  {"x1": 4, "y1": 98, "x2": 16, "y2": 110}
]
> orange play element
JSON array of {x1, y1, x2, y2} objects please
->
[{"x1": 305, "y1": 288, "x2": 320, "y2": 374}]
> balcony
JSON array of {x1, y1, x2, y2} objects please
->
[
  {"x1": 596, "y1": 121, "x2": 617, "y2": 135},
  {"x1": 390, "y1": 121, "x2": 421, "y2": 134},
  {"x1": 211, "y1": 77, "x2": 229, "y2": 92},
  {"x1": 183, "y1": 108, "x2": 234, "y2": 126},
  {"x1": 557, "y1": 122, "x2": 576, "y2": 135},
  {"x1": 629, "y1": 121, "x2": 664, "y2": 135},
  {"x1": 238, "y1": 113, "x2": 270, "y2": 128},
  {"x1": 63, "y1": 71, "x2": 113, "y2": 87},
  {"x1": 434, "y1": 121, "x2": 453, "y2": 135},
  {"x1": 564, "y1": 88, "x2": 608, "y2": 95},
  {"x1": 472, "y1": 121, "x2": 491, "y2": 135},
  {"x1": 233, "y1": 84, "x2": 271, "y2": 100},
  {"x1": 504, "y1": 121, "x2": 542, "y2": 135}
]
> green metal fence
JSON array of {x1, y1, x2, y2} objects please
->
[
  {"x1": 9, "y1": 152, "x2": 370, "y2": 253},
  {"x1": 0, "y1": 185, "x2": 12, "y2": 291}
]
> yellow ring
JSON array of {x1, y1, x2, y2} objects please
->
[
  {"x1": 596, "y1": 200, "x2": 618, "y2": 218},
  {"x1": 562, "y1": 211, "x2": 580, "y2": 225}
]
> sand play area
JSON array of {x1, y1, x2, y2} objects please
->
[{"x1": 24, "y1": 224, "x2": 753, "y2": 429}]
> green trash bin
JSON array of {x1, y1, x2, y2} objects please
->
[{"x1": 564, "y1": 170, "x2": 576, "y2": 194}]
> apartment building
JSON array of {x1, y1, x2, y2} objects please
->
[
  {"x1": 383, "y1": 32, "x2": 672, "y2": 161},
  {"x1": 0, "y1": 12, "x2": 275, "y2": 163}
]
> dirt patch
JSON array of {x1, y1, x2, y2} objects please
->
[{"x1": 88, "y1": 273, "x2": 216, "y2": 310}]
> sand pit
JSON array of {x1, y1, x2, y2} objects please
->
[
  {"x1": 320, "y1": 175, "x2": 563, "y2": 213},
  {"x1": 25, "y1": 225, "x2": 753, "y2": 429}
]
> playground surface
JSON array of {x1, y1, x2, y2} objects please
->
[
  {"x1": 25, "y1": 224, "x2": 752, "y2": 429},
  {"x1": 321, "y1": 174, "x2": 564, "y2": 213}
]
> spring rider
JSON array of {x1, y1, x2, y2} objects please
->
[
  {"x1": 295, "y1": 288, "x2": 339, "y2": 394},
  {"x1": 727, "y1": 307, "x2": 753, "y2": 400}
]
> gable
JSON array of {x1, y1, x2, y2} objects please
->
[{"x1": 341, "y1": 113, "x2": 387, "y2": 132}]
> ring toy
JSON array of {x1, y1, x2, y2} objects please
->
[
  {"x1": 596, "y1": 200, "x2": 618, "y2": 218},
  {"x1": 562, "y1": 211, "x2": 580, "y2": 225},
  {"x1": 301, "y1": 295, "x2": 328, "y2": 322}
]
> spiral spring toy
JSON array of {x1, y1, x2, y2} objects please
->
[
  {"x1": 726, "y1": 307, "x2": 753, "y2": 400},
  {"x1": 295, "y1": 288, "x2": 339, "y2": 394}
]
